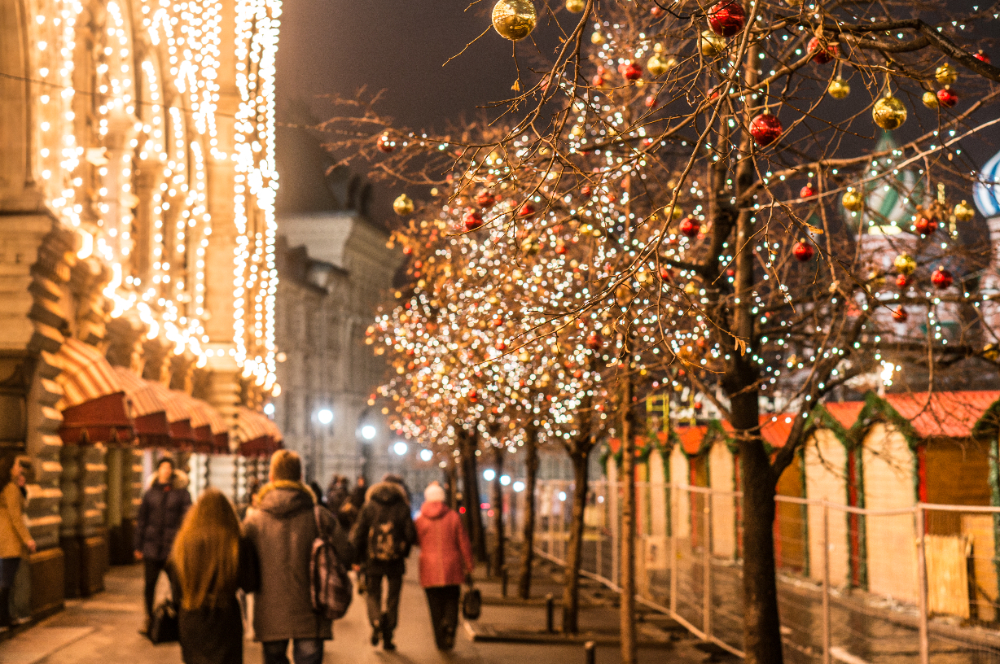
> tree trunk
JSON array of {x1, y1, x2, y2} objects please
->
[
  {"x1": 518, "y1": 425, "x2": 539, "y2": 599},
  {"x1": 445, "y1": 458, "x2": 459, "y2": 511},
  {"x1": 561, "y1": 450, "x2": 589, "y2": 633},
  {"x1": 490, "y1": 445, "x2": 506, "y2": 577},
  {"x1": 619, "y1": 376, "x2": 637, "y2": 664},
  {"x1": 459, "y1": 428, "x2": 488, "y2": 562}
]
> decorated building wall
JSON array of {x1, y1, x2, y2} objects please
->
[{"x1": 0, "y1": 0, "x2": 283, "y2": 616}]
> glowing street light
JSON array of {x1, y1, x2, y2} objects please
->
[
  {"x1": 317, "y1": 408, "x2": 333, "y2": 425},
  {"x1": 419, "y1": 448, "x2": 433, "y2": 462},
  {"x1": 361, "y1": 424, "x2": 377, "y2": 440},
  {"x1": 500, "y1": 475, "x2": 511, "y2": 486},
  {"x1": 392, "y1": 441, "x2": 409, "y2": 456},
  {"x1": 483, "y1": 469, "x2": 496, "y2": 482},
  {"x1": 512, "y1": 481, "x2": 525, "y2": 493}
]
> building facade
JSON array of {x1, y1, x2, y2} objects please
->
[
  {"x1": 0, "y1": 0, "x2": 282, "y2": 616},
  {"x1": 273, "y1": 128, "x2": 400, "y2": 487}
]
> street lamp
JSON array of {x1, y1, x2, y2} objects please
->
[
  {"x1": 317, "y1": 408, "x2": 334, "y2": 425},
  {"x1": 483, "y1": 469, "x2": 496, "y2": 482},
  {"x1": 361, "y1": 424, "x2": 377, "y2": 440},
  {"x1": 419, "y1": 448, "x2": 433, "y2": 462},
  {"x1": 392, "y1": 441, "x2": 409, "y2": 456}
]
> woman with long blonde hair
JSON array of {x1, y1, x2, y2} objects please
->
[{"x1": 167, "y1": 488, "x2": 258, "y2": 664}]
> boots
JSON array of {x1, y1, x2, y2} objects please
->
[
  {"x1": 0, "y1": 587, "x2": 12, "y2": 630},
  {"x1": 381, "y1": 612, "x2": 395, "y2": 651},
  {"x1": 370, "y1": 617, "x2": 381, "y2": 646}
]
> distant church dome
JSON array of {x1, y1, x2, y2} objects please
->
[
  {"x1": 845, "y1": 131, "x2": 923, "y2": 234},
  {"x1": 974, "y1": 148, "x2": 1000, "y2": 219}
]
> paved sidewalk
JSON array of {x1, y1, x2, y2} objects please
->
[{"x1": 0, "y1": 557, "x2": 729, "y2": 664}]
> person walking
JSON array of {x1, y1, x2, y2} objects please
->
[
  {"x1": 350, "y1": 474, "x2": 416, "y2": 651},
  {"x1": 135, "y1": 456, "x2": 191, "y2": 628},
  {"x1": 244, "y1": 450, "x2": 353, "y2": 664},
  {"x1": 415, "y1": 482, "x2": 473, "y2": 650},
  {"x1": 166, "y1": 488, "x2": 259, "y2": 664},
  {"x1": 0, "y1": 455, "x2": 35, "y2": 630},
  {"x1": 348, "y1": 476, "x2": 367, "y2": 510}
]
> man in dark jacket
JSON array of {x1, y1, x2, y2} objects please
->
[
  {"x1": 244, "y1": 450, "x2": 353, "y2": 664},
  {"x1": 350, "y1": 474, "x2": 416, "y2": 651},
  {"x1": 135, "y1": 456, "x2": 191, "y2": 626}
]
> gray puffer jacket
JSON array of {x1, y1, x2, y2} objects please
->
[{"x1": 244, "y1": 480, "x2": 353, "y2": 642}]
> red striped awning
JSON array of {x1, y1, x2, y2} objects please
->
[
  {"x1": 235, "y1": 407, "x2": 283, "y2": 456},
  {"x1": 172, "y1": 392, "x2": 230, "y2": 453},
  {"x1": 49, "y1": 338, "x2": 132, "y2": 445},
  {"x1": 141, "y1": 381, "x2": 194, "y2": 446},
  {"x1": 112, "y1": 367, "x2": 170, "y2": 446}
]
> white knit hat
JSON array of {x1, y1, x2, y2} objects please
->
[{"x1": 424, "y1": 482, "x2": 446, "y2": 503}]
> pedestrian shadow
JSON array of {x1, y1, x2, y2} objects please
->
[{"x1": 374, "y1": 649, "x2": 479, "y2": 664}]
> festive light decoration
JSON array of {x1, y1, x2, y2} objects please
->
[
  {"x1": 842, "y1": 189, "x2": 865, "y2": 212},
  {"x1": 565, "y1": 0, "x2": 585, "y2": 13},
  {"x1": 936, "y1": 87, "x2": 958, "y2": 108},
  {"x1": 954, "y1": 200, "x2": 975, "y2": 221},
  {"x1": 792, "y1": 240, "x2": 815, "y2": 262},
  {"x1": 922, "y1": 91, "x2": 940, "y2": 108},
  {"x1": 492, "y1": 0, "x2": 537, "y2": 41},
  {"x1": 807, "y1": 37, "x2": 838, "y2": 64},
  {"x1": 699, "y1": 30, "x2": 725, "y2": 57},
  {"x1": 828, "y1": 78, "x2": 851, "y2": 99},
  {"x1": 707, "y1": 0, "x2": 746, "y2": 37},
  {"x1": 935, "y1": 63, "x2": 958, "y2": 85},
  {"x1": 931, "y1": 267, "x2": 953, "y2": 289},
  {"x1": 750, "y1": 112, "x2": 783, "y2": 147},
  {"x1": 872, "y1": 94, "x2": 908, "y2": 130},
  {"x1": 894, "y1": 253, "x2": 917, "y2": 275},
  {"x1": 394, "y1": 194, "x2": 415, "y2": 216},
  {"x1": 915, "y1": 215, "x2": 938, "y2": 236}
]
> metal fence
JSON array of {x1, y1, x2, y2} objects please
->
[{"x1": 512, "y1": 480, "x2": 1000, "y2": 664}]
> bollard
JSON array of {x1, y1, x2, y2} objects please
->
[
  {"x1": 584, "y1": 641, "x2": 596, "y2": 664},
  {"x1": 545, "y1": 593, "x2": 555, "y2": 633},
  {"x1": 501, "y1": 567, "x2": 509, "y2": 598}
]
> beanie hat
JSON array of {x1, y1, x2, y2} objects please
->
[{"x1": 424, "y1": 482, "x2": 446, "y2": 503}]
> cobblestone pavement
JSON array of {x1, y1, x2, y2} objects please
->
[{"x1": 0, "y1": 556, "x2": 728, "y2": 664}]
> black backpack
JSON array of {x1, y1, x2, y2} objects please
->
[{"x1": 367, "y1": 517, "x2": 404, "y2": 562}]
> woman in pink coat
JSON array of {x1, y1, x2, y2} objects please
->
[{"x1": 415, "y1": 482, "x2": 473, "y2": 650}]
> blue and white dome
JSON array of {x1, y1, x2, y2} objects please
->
[{"x1": 974, "y1": 148, "x2": 1000, "y2": 219}]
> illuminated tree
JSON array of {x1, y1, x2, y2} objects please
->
[{"x1": 346, "y1": 1, "x2": 1000, "y2": 658}]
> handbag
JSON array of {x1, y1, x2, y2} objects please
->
[
  {"x1": 148, "y1": 600, "x2": 179, "y2": 644},
  {"x1": 461, "y1": 585, "x2": 482, "y2": 621}
]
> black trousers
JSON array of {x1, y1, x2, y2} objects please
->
[
  {"x1": 365, "y1": 571, "x2": 403, "y2": 631},
  {"x1": 143, "y1": 558, "x2": 166, "y2": 619},
  {"x1": 424, "y1": 585, "x2": 461, "y2": 649}
]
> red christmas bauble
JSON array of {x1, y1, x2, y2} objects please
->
[
  {"x1": 792, "y1": 240, "x2": 815, "y2": 261},
  {"x1": 495, "y1": 340, "x2": 507, "y2": 351},
  {"x1": 895, "y1": 274, "x2": 909, "y2": 289},
  {"x1": 800, "y1": 183, "x2": 815, "y2": 198},
  {"x1": 679, "y1": 217, "x2": 701, "y2": 237},
  {"x1": 581, "y1": 185, "x2": 593, "y2": 197},
  {"x1": 650, "y1": 5, "x2": 664, "y2": 17},
  {"x1": 586, "y1": 332, "x2": 602, "y2": 350},
  {"x1": 555, "y1": 242, "x2": 567, "y2": 255},
  {"x1": 750, "y1": 112, "x2": 783, "y2": 147},
  {"x1": 975, "y1": 51, "x2": 991, "y2": 64},
  {"x1": 623, "y1": 62, "x2": 642, "y2": 81},
  {"x1": 464, "y1": 210, "x2": 484, "y2": 231},
  {"x1": 807, "y1": 37, "x2": 838, "y2": 64},
  {"x1": 708, "y1": 0, "x2": 747, "y2": 37},
  {"x1": 476, "y1": 190, "x2": 496, "y2": 207},
  {"x1": 659, "y1": 266, "x2": 672, "y2": 281},
  {"x1": 591, "y1": 74, "x2": 604, "y2": 86},
  {"x1": 915, "y1": 215, "x2": 938, "y2": 236},
  {"x1": 936, "y1": 87, "x2": 958, "y2": 108},
  {"x1": 518, "y1": 203, "x2": 536, "y2": 218},
  {"x1": 931, "y1": 267, "x2": 953, "y2": 289},
  {"x1": 645, "y1": 95, "x2": 658, "y2": 108},
  {"x1": 467, "y1": 390, "x2": 478, "y2": 403},
  {"x1": 402, "y1": 245, "x2": 412, "y2": 255},
  {"x1": 376, "y1": 134, "x2": 394, "y2": 153},
  {"x1": 892, "y1": 307, "x2": 908, "y2": 322}
]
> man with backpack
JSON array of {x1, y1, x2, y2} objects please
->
[
  {"x1": 350, "y1": 474, "x2": 416, "y2": 651},
  {"x1": 244, "y1": 450, "x2": 353, "y2": 664}
]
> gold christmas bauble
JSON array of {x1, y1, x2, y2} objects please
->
[
  {"x1": 492, "y1": 0, "x2": 537, "y2": 41},
  {"x1": 842, "y1": 188, "x2": 864, "y2": 212},
  {"x1": 785, "y1": 0, "x2": 801, "y2": 5},
  {"x1": 954, "y1": 200, "x2": 975, "y2": 222},
  {"x1": 828, "y1": 77, "x2": 850, "y2": 99},
  {"x1": 935, "y1": 63, "x2": 958, "y2": 85},
  {"x1": 591, "y1": 31, "x2": 605, "y2": 44},
  {"x1": 565, "y1": 0, "x2": 585, "y2": 12},
  {"x1": 393, "y1": 193, "x2": 414, "y2": 216},
  {"x1": 922, "y1": 91, "x2": 939, "y2": 109},
  {"x1": 894, "y1": 253, "x2": 917, "y2": 276},
  {"x1": 699, "y1": 30, "x2": 725, "y2": 57},
  {"x1": 647, "y1": 53, "x2": 670, "y2": 77},
  {"x1": 872, "y1": 95, "x2": 907, "y2": 130}
]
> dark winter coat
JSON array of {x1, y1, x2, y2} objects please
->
[
  {"x1": 135, "y1": 471, "x2": 192, "y2": 561},
  {"x1": 243, "y1": 480, "x2": 353, "y2": 642},
  {"x1": 349, "y1": 481, "x2": 417, "y2": 576},
  {"x1": 349, "y1": 484, "x2": 367, "y2": 509},
  {"x1": 166, "y1": 537, "x2": 259, "y2": 664},
  {"x1": 415, "y1": 501, "x2": 474, "y2": 588}
]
